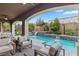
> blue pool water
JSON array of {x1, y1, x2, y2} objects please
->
[{"x1": 31, "y1": 35, "x2": 77, "y2": 55}]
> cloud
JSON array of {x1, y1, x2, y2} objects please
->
[
  {"x1": 55, "y1": 10, "x2": 64, "y2": 12},
  {"x1": 63, "y1": 10, "x2": 78, "y2": 14}
]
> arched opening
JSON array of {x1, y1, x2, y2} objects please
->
[
  {"x1": 24, "y1": 4, "x2": 78, "y2": 56},
  {"x1": 25, "y1": 4, "x2": 78, "y2": 36}
]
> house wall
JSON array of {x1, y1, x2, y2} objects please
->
[
  {"x1": 60, "y1": 23, "x2": 78, "y2": 35},
  {"x1": 35, "y1": 26, "x2": 44, "y2": 32},
  {"x1": 59, "y1": 16, "x2": 78, "y2": 35},
  {"x1": 64, "y1": 23, "x2": 78, "y2": 31}
]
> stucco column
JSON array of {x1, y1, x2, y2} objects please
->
[
  {"x1": 22, "y1": 20, "x2": 25, "y2": 36},
  {"x1": 12, "y1": 22, "x2": 15, "y2": 36},
  {"x1": 1, "y1": 22, "x2": 3, "y2": 33},
  {"x1": 77, "y1": 4, "x2": 79, "y2": 56},
  {"x1": 25, "y1": 20, "x2": 29, "y2": 36},
  {"x1": 60, "y1": 24, "x2": 65, "y2": 35},
  {"x1": 78, "y1": 7, "x2": 79, "y2": 37},
  {"x1": 0, "y1": 22, "x2": 3, "y2": 33},
  {"x1": 9, "y1": 22, "x2": 13, "y2": 33}
]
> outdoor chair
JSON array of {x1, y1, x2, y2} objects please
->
[
  {"x1": 34, "y1": 43, "x2": 65, "y2": 56},
  {"x1": 0, "y1": 38, "x2": 15, "y2": 56},
  {"x1": 19, "y1": 36, "x2": 32, "y2": 51}
]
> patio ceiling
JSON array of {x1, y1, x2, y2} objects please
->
[
  {"x1": 0, "y1": 3, "x2": 39, "y2": 21},
  {"x1": 0, "y1": 3, "x2": 78, "y2": 22},
  {"x1": 14, "y1": 3, "x2": 78, "y2": 21}
]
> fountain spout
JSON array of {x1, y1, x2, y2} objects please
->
[{"x1": 34, "y1": 32, "x2": 38, "y2": 35}]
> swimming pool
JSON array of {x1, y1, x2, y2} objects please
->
[{"x1": 30, "y1": 35, "x2": 77, "y2": 56}]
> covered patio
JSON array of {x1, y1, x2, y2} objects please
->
[
  {"x1": 0, "y1": 3, "x2": 78, "y2": 36},
  {"x1": 0, "y1": 3, "x2": 79, "y2": 56}
]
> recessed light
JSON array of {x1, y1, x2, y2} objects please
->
[{"x1": 22, "y1": 3, "x2": 26, "y2": 5}]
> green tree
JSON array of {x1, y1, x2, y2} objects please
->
[
  {"x1": 50, "y1": 18, "x2": 60, "y2": 34},
  {"x1": 36, "y1": 18, "x2": 45, "y2": 26},
  {"x1": 15, "y1": 23, "x2": 22, "y2": 35},
  {"x1": 43, "y1": 23, "x2": 49, "y2": 31},
  {"x1": 29, "y1": 23, "x2": 35, "y2": 32},
  {"x1": 2, "y1": 22, "x2": 10, "y2": 32}
]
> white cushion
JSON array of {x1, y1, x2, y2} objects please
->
[
  {"x1": 0, "y1": 33, "x2": 1, "y2": 39},
  {"x1": 39, "y1": 47, "x2": 49, "y2": 55},
  {"x1": 53, "y1": 42, "x2": 62, "y2": 50},
  {"x1": 22, "y1": 41, "x2": 31, "y2": 46},
  {"x1": 1, "y1": 32, "x2": 12, "y2": 38},
  {"x1": 19, "y1": 36, "x2": 27, "y2": 42},
  {"x1": 0, "y1": 38, "x2": 11, "y2": 46},
  {"x1": 0, "y1": 45, "x2": 13, "y2": 53}
]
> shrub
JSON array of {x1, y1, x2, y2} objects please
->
[
  {"x1": 29, "y1": 23, "x2": 35, "y2": 32},
  {"x1": 50, "y1": 18, "x2": 60, "y2": 34},
  {"x1": 65, "y1": 29, "x2": 77, "y2": 36}
]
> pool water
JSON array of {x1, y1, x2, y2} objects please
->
[{"x1": 31, "y1": 35, "x2": 77, "y2": 55}]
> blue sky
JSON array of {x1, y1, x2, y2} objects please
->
[{"x1": 29, "y1": 8, "x2": 78, "y2": 23}]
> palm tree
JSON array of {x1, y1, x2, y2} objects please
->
[{"x1": 36, "y1": 18, "x2": 45, "y2": 26}]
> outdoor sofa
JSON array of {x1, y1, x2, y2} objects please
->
[
  {"x1": 0, "y1": 32, "x2": 15, "y2": 56},
  {"x1": 19, "y1": 36, "x2": 32, "y2": 51},
  {"x1": 34, "y1": 43, "x2": 65, "y2": 56}
]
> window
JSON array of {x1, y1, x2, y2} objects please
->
[
  {"x1": 14, "y1": 21, "x2": 22, "y2": 36},
  {"x1": 2, "y1": 22, "x2": 10, "y2": 32}
]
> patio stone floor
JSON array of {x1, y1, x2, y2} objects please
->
[
  {"x1": 14, "y1": 45, "x2": 41, "y2": 56},
  {"x1": 13, "y1": 45, "x2": 77, "y2": 56}
]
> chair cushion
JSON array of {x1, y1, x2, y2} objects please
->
[
  {"x1": 38, "y1": 46, "x2": 56, "y2": 56},
  {"x1": 0, "y1": 38, "x2": 11, "y2": 46},
  {"x1": 52, "y1": 43, "x2": 62, "y2": 56},
  {"x1": 53, "y1": 42, "x2": 62, "y2": 50},
  {"x1": 49, "y1": 47, "x2": 56, "y2": 56},
  {"x1": 19, "y1": 36, "x2": 27, "y2": 42},
  {"x1": 0, "y1": 45, "x2": 13, "y2": 53},
  {"x1": 22, "y1": 41, "x2": 31, "y2": 46},
  {"x1": 39, "y1": 47, "x2": 49, "y2": 55},
  {"x1": 1, "y1": 32, "x2": 12, "y2": 38}
]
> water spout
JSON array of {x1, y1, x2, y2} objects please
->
[{"x1": 34, "y1": 32, "x2": 38, "y2": 36}]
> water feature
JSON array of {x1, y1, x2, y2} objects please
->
[{"x1": 34, "y1": 32, "x2": 38, "y2": 36}]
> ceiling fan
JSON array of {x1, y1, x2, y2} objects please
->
[{"x1": 0, "y1": 15, "x2": 8, "y2": 20}]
